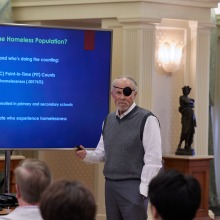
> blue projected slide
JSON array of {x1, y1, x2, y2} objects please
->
[{"x1": 0, "y1": 24, "x2": 112, "y2": 149}]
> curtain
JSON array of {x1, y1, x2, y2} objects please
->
[
  {"x1": 209, "y1": 9, "x2": 219, "y2": 207},
  {"x1": 0, "y1": 0, "x2": 13, "y2": 22}
]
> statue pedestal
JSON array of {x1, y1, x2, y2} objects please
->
[
  {"x1": 162, "y1": 155, "x2": 214, "y2": 220},
  {"x1": 175, "y1": 148, "x2": 195, "y2": 156}
]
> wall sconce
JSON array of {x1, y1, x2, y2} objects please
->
[{"x1": 158, "y1": 41, "x2": 183, "y2": 75}]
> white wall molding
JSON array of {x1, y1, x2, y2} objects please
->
[
  {"x1": 12, "y1": 0, "x2": 219, "y2": 24},
  {"x1": 12, "y1": 0, "x2": 219, "y2": 8}
]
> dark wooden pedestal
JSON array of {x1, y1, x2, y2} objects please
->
[
  {"x1": 162, "y1": 155, "x2": 214, "y2": 220},
  {"x1": 0, "y1": 155, "x2": 25, "y2": 193}
]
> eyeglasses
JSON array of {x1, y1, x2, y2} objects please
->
[{"x1": 113, "y1": 86, "x2": 134, "y2": 96}]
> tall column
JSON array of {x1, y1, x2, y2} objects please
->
[
  {"x1": 118, "y1": 18, "x2": 160, "y2": 110},
  {"x1": 102, "y1": 18, "x2": 123, "y2": 111},
  {"x1": 189, "y1": 21, "x2": 214, "y2": 155}
]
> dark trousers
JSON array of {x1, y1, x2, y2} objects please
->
[{"x1": 105, "y1": 179, "x2": 148, "y2": 220}]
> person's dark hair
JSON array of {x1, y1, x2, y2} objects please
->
[
  {"x1": 40, "y1": 180, "x2": 97, "y2": 220},
  {"x1": 148, "y1": 169, "x2": 201, "y2": 220},
  {"x1": 14, "y1": 158, "x2": 52, "y2": 204}
]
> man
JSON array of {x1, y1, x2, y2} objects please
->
[
  {"x1": 148, "y1": 169, "x2": 201, "y2": 220},
  {"x1": 75, "y1": 76, "x2": 162, "y2": 220},
  {"x1": 40, "y1": 180, "x2": 96, "y2": 220},
  {"x1": 0, "y1": 158, "x2": 52, "y2": 220}
]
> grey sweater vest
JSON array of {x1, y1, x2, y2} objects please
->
[{"x1": 102, "y1": 106, "x2": 152, "y2": 180}]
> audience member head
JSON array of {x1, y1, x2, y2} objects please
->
[
  {"x1": 148, "y1": 169, "x2": 201, "y2": 220},
  {"x1": 14, "y1": 158, "x2": 52, "y2": 205},
  {"x1": 40, "y1": 180, "x2": 97, "y2": 220}
]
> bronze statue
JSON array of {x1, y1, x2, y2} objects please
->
[{"x1": 177, "y1": 86, "x2": 196, "y2": 154}]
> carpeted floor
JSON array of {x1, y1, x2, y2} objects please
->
[{"x1": 210, "y1": 206, "x2": 220, "y2": 216}]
